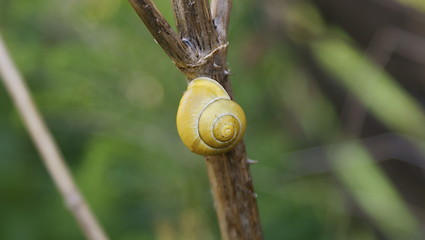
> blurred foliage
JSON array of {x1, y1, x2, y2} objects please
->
[
  {"x1": 312, "y1": 37, "x2": 425, "y2": 138},
  {"x1": 1, "y1": 0, "x2": 425, "y2": 239}
]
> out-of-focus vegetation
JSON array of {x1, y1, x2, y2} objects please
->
[{"x1": 1, "y1": 0, "x2": 425, "y2": 239}]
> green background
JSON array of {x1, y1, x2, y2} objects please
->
[{"x1": 1, "y1": 0, "x2": 425, "y2": 239}]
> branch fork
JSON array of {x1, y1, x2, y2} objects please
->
[
  {"x1": 129, "y1": 0, "x2": 231, "y2": 80},
  {"x1": 129, "y1": 0, "x2": 263, "y2": 239}
]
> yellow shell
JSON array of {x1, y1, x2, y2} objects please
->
[{"x1": 176, "y1": 77, "x2": 247, "y2": 155}]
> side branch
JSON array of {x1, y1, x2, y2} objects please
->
[
  {"x1": 172, "y1": 0, "x2": 218, "y2": 53},
  {"x1": 129, "y1": 0, "x2": 195, "y2": 67},
  {"x1": 211, "y1": 0, "x2": 233, "y2": 41}
]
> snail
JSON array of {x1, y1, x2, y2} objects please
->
[{"x1": 176, "y1": 77, "x2": 247, "y2": 155}]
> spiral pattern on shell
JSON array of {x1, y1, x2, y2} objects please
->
[{"x1": 176, "y1": 77, "x2": 247, "y2": 155}]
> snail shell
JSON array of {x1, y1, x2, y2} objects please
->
[{"x1": 176, "y1": 77, "x2": 247, "y2": 155}]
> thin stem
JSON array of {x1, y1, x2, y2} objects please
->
[
  {"x1": 172, "y1": 0, "x2": 217, "y2": 53},
  {"x1": 206, "y1": 143, "x2": 263, "y2": 240},
  {"x1": 129, "y1": 0, "x2": 195, "y2": 67},
  {"x1": 0, "y1": 34, "x2": 109, "y2": 240},
  {"x1": 211, "y1": 0, "x2": 232, "y2": 41}
]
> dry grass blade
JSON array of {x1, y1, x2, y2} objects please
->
[{"x1": 0, "y1": 34, "x2": 109, "y2": 240}]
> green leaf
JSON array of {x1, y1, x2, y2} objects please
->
[
  {"x1": 312, "y1": 38, "x2": 425, "y2": 138},
  {"x1": 329, "y1": 142, "x2": 420, "y2": 239}
]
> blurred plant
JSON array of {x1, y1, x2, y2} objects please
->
[{"x1": 2, "y1": 0, "x2": 425, "y2": 239}]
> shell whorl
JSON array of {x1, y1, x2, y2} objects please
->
[{"x1": 176, "y1": 77, "x2": 247, "y2": 155}]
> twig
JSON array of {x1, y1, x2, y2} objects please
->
[
  {"x1": 129, "y1": 0, "x2": 195, "y2": 68},
  {"x1": 0, "y1": 34, "x2": 109, "y2": 240},
  {"x1": 129, "y1": 0, "x2": 263, "y2": 239},
  {"x1": 172, "y1": 0, "x2": 217, "y2": 52},
  {"x1": 211, "y1": 0, "x2": 233, "y2": 41}
]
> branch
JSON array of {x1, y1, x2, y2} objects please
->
[
  {"x1": 211, "y1": 0, "x2": 232, "y2": 41},
  {"x1": 129, "y1": 0, "x2": 195, "y2": 67},
  {"x1": 172, "y1": 0, "x2": 218, "y2": 53},
  {"x1": 129, "y1": 0, "x2": 263, "y2": 239},
  {"x1": 0, "y1": 34, "x2": 109, "y2": 240},
  {"x1": 206, "y1": 143, "x2": 263, "y2": 240}
]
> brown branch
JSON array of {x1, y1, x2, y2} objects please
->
[
  {"x1": 0, "y1": 34, "x2": 109, "y2": 240},
  {"x1": 129, "y1": 0, "x2": 195, "y2": 68},
  {"x1": 129, "y1": 1, "x2": 263, "y2": 239},
  {"x1": 206, "y1": 143, "x2": 263, "y2": 240},
  {"x1": 173, "y1": 0, "x2": 191, "y2": 42},
  {"x1": 172, "y1": 0, "x2": 217, "y2": 53},
  {"x1": 211, "y1": 0, "x2": 233, "y2": 41}
]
